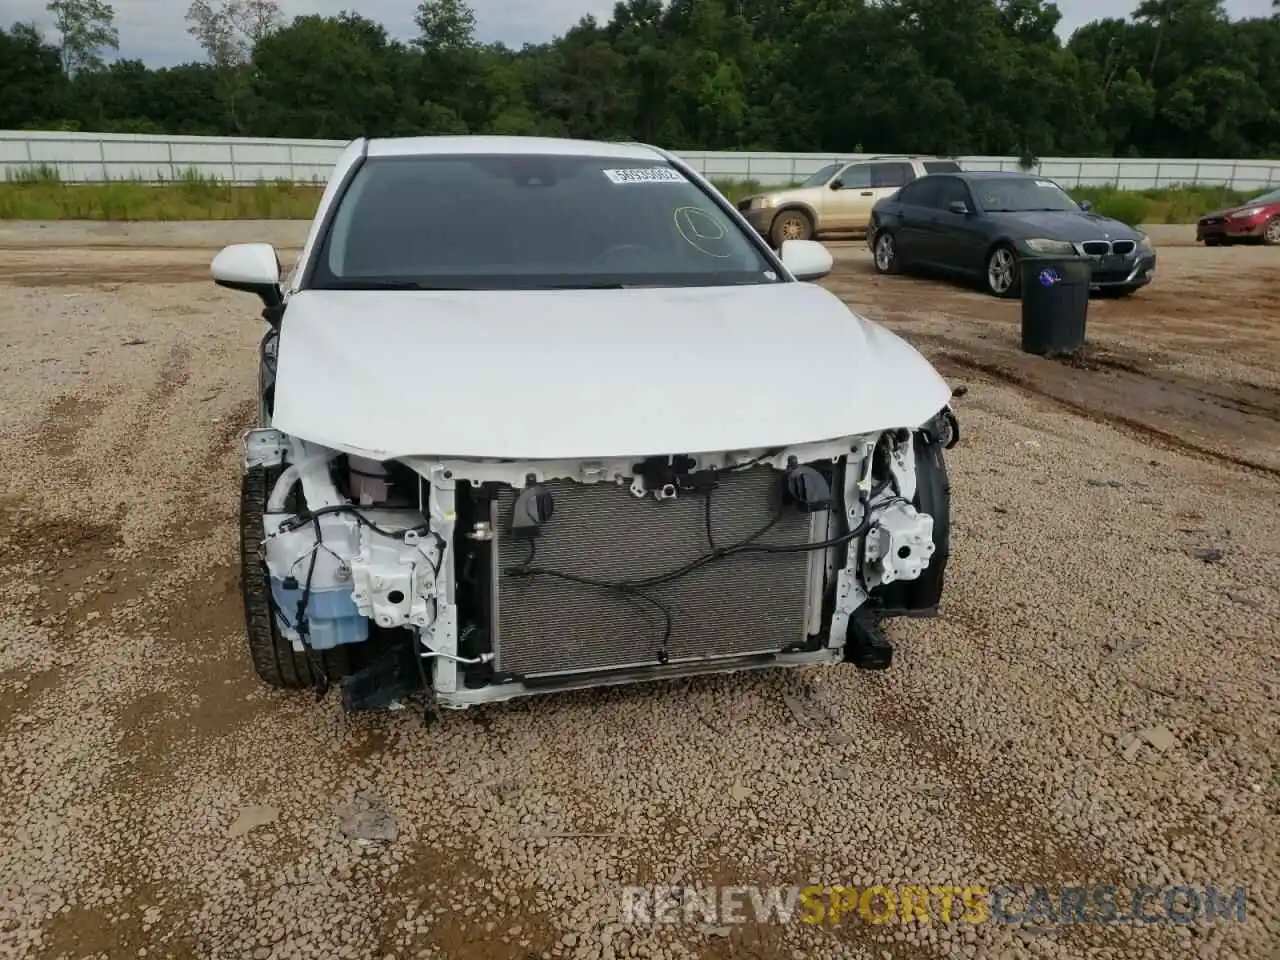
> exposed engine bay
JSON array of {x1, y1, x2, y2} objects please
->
[{"x1": 243, "y1": 408, "x2": 959, "y2": 713}]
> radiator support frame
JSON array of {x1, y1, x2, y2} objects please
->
[
  {"x1": 489, "y1": 465, "x2": 822, "y2": 681},
  {"x1": 396, "y1": 431, "x2": 906, "y2": 709}
]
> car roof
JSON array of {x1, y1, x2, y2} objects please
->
[{"x1": 364, "y1": 135, "x2": 668, "y2": 161}]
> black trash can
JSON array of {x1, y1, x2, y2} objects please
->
[{"x1": 1019, "y1": 256, "x2": 1091, "y2": 356}]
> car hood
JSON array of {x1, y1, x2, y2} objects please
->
[
  {"x1": 989, "y1": 210, "x2": 1142, "y2": 242},
  {"x1": 1202, "y1": 202, "x2": 1276, "y2": 219},
  {"x1": 740, "y1": 187, "x2": 820, "y2": 208},
  {"x1": 269, "y1": 283, "x2": 952, "y2": 461}
]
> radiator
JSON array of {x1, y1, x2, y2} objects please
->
[{"x1": 492, "y1": 467, "x2": 816, "y2": 678}]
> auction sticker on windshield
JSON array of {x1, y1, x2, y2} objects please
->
[{"x1": 604, "y1": 168, "x2": 688, "y2": 184}]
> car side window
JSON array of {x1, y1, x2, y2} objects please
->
[
  {"x1": 924, "y1": 160, "x2": 962, "y2": 174},
  {"x1": 871, "y1": 162, "x2": 914, "y2": 188},
  {"x1": 932, "y1": 176, "x2": 974, "y2": 211},
  {"x1": 898, "y1": 177, "x2": 941, "y2": 208},
  {"x1": 834, "y1": 164, "x2": 873, "y2": 190}
]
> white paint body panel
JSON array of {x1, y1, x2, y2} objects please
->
[{"x1": 270, "y1": 281, "x2": 952, "y2": 461}]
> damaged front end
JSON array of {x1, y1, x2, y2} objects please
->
[{"x1": 241, "y1": 415, "x2": 958, "y2": 713}]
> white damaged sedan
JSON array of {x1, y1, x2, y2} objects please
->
[{"x1": 212, "y1": 135, "x2": 962, "y2": 713}]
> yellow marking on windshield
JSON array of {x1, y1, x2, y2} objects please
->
[{"x1": 673, "y1": 206, "x2": 732, "y2": 259}]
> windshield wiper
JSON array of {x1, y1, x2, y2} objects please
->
[
  {"x1": 318, "y1": 279, "x2": 436, "y2": 290},
  {"x1": 525, "y1": 281, "x2": 632, "y2": 290},
  {"x1": 320, "y1": 278, "x2": 640, "y2": 291},
  {"x1": 318, "y1": 280, "x2": 488, "y2": 291}
]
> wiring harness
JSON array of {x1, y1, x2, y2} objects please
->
[{"x1": 503, "y1": 464, "x2": 900, "y2": 664}]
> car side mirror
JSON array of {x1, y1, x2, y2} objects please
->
[
  {"x1": 779, "y1": 239, "x2": 833, "y2": 281},
  {"x1": 212, "y1": 242, "x2": 283, "y2": 309},
  {"x1": 1078, "y1": 199, "x2": 1093, "y2": 212},
  {"x1": 829, "y1": 179, "x2": 843, "y2": 190},
  {"x1": 948, "y1": 200, "x2": 969, "y2": 215}
]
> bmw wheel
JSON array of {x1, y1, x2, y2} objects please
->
[
  {"x1": 985, "y1": 244, "x2": 1020, "y2": 299},
  {"x1": 872, "y1": 230, "x2": 900, "y2": 275}
]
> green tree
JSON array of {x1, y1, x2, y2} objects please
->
[
  {"x1": 185, "y1": 0, "x2": 282, "y2": 67},
  {"x1": 522, "y1": 20, "x2": 633, "y2": 139},
  {"x1": 657, "y1": 0, "x2": 755, "y2": 147},
  {"x1": 413, "y1": 0, "x2": 475, "y2": 50},
  {"x1": 0, "y1": 23, "x2": 71, "y2": 126},
  {"x1": 183, "y1": 0, "x2": 282, "y2": 134},
  {"x1": 411, "y1": 0, "x2": 489, "y2": 131},
  {"x1": 247, "y1": 13, "x2": 420, "y2": 139},
  {"x1": 46, "y1": 0, "x2": 119, "y2": 74}
]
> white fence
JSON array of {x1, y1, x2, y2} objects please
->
[{"x1": 4, "y1": 130, "x2": 1280, "y2": 190}]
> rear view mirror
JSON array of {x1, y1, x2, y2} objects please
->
[
  {"x1": 1078, "y1": 199, "x2": 1093, "y2": 212},
  {"x1": 948, "y1": 200, "x2": 969, "y2": 215},
  {"x1": 212, "y1": 242, "x2": 283, "y2": 308},
  {"x1": 830, "y1": 179, "x2": 844, "y2": 190},
  {"x1": 779, "y1": 239, "x2": 833, "y2": 281}
]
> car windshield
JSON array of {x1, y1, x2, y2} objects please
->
[
  {"x1": 1247, "y1": 187, "x2": 1280, "y2": 204},
  {"x1": 310, "y1": 154, "x2": 779, "y2": 291},
  {"x1": 800, "y1": 163, "x2": 842, "y2": 188},
  {"x1": 973, "y1": 177, "x2": 1080, "y2": 213}
]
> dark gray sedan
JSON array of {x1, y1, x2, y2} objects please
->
[{"x1": 866, "y1": 171, "x2": 1157, "y2": 298}]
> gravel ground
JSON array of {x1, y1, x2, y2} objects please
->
[{"x1": 0, "y1": 225, "x2": 1277, "y2": 960}]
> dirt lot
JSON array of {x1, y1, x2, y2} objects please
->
[{"x1": 0, "y1": 224, "x2": 1277, "y2": 960}]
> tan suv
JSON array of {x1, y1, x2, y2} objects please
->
[{"x1": 737, "y1": 155, "x2": 962, "y2": 247}]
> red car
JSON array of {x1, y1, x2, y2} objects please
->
[{"x1": 1196, "y1": 187, "x2": 1280, "y2": 246}]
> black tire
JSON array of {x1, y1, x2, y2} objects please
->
[
  {"x1": 985, "y1": 243, "x2": 1021, "y2": 299},
  {"x1": 769, "y1": 208, "x2": 813, "y2": 247},
  {"x1": 1264, "y1": 216, "x2": 1280, "y2": 246},
  {"x1": 1202, "y1": 237, "x2": 1222, "y2": 247},
  {"x1": 867, "y1": 433, "x2": 951, "y2": 616},
  {"x1": 240, "y1": 464, "x2": 349, "y2": 689},
  {"x1": 872, "y1": 229, "x2": 900, "y2": 275}
]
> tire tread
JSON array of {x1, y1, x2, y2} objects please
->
[{"x1": 240, "y1": 464, "x2": 349, "y2": 689}]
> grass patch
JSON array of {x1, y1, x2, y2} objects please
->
[
  {"x1": 1069, "y1": 183, "x2": 1252, "y2": 225},
  {"x1": 0, "y1": 167, "x2": 1264, "y2": 222},
  {"x1": 711, "y1": 178, "x2": 782, "y2": 203},
  {"x1": 0, "y1": 167, "x2": 323, "y2": 220}
]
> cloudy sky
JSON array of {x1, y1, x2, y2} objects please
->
[{"x1": 1, "y1": 0, "x2": 1274, "y2": 65}]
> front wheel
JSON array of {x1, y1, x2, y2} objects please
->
[
  {"x1": 1264, "y1": 216, "x2": 1280, "y2": 246},
  {"x1": 872, "y1": 230, "x2": 900, "y2": 274},
  {"x1": 770, "y1": 209, "x2": 813, "y2": 247},
  {"x1": 985, "y1": 244, "x2": 1020, "y2": 299},
  {"x1": 240, "y1": 464, "x2": 350, "y2": 690},
  {"x1": 867, "y1": 432, "x2": 951, "y2": 617}
]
